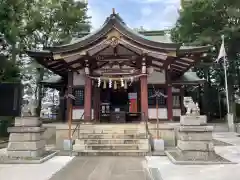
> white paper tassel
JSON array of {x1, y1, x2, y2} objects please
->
[
  {"x1": 103, "y1": 80, "x2": 107, "y2": 89},
  {"x1": 85, "y1": 67, "x2": 90, "y2": 75},
  {"x1": 109, "y1": 79, "x2": 112, "y2": 88},
  {"x1": 142, "y1": 57, "x2": 146, "y2": 73},
  {"x1": 124, "y1": 80, "x2": 127, "y2": 89},
  {"x1": 147, "y1": 66, "x2": 153, "y2": 74},
  {"x1": 97, "y1": 78, "x2": 101, "y2": 87},
  {"x1": 130, "y1": 77, "x2": 134, "y2": 83},
  {"x1": 114, "y1": 81, "x2": 117, "y2": 89},
  {"x1": 121, "y1": 78, "x2": 124, "y2": 87},
  {"x1": 142, "y1": 65, "x2": 146, "y2": 74}
]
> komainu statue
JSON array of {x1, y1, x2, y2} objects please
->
[
  {"x1": 21, "y1": 99, "x2": 37, "y2": 117},
  {"x1": 183, "y1": 97, "x2": 200, "y2": 116}
]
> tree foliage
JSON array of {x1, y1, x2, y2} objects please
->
[
  {"x1": 171, "y1": 0, "x2": 240, "y2": 118},
  {"x1": 0, "y1": 35, "x2": 21, "y2": 83},
  {"x1": 0, "y1": 0, "x2": 90, "y2": 116}
]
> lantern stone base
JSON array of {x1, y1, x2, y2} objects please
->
[
  {"x1": 180, "y1": 115, "x2": 207, "y2": 126},
  {"x1": 166, "y1": 115, "x2": 233, "y2": 164},
  {"x1": 7, "y1": 117, "x2": 47, "y2": 158}
]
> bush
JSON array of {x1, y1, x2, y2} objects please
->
[
  {"x1": 0, "y1": 116, "x2": 14, "y2": 137},
  {"x1": 236, "y1": 104, "x2": 240, "y2": 118}
]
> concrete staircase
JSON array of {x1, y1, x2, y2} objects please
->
[{"x1": 72, "y1": 124, "x2": 150, "y2": 156}]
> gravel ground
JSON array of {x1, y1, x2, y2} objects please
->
[
  {"x1": 169, "y1": 151, "x2": 231, "y2": 162},
  {"x1": 213, "y1": 139, "x2": 233, "y2": 146}
]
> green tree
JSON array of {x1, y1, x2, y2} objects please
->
[
  {"x1": 0, "y1": 0, "x2": 90, "y2": 116},
  {"x1": 0, "y1": 0, "x2": 34, "y2": 63},
  {"x1": 0, "y1": 35, "x2": 21, "y2": 83},
  {"x1": 171, "y1": 0, "x2": 240, "y2": 119},
  {"x1": 25, "y1": 0, "x2": 90, "y2": 116}
]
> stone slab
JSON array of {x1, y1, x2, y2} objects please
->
[
  {"x1": 179, "y1": 126, "x2": 213, "y2": 132},
  {"x1": 138, "y1": 143, "x2": 149, "y2": 151},
  {"x1": 180, "y1": 115, "x2": 207, "y2": 126},
  {"x1": 8, "y1": 127, "x2": 45, "y2": 133},
  {"x1": 9, "y1": 133, "x2": 42, "y2": 141},
  {"x1": 7, "y1": 140, "x2": 46, "y2": 151},
  {"x1": 75, "y1": 139, "x2": 85, "y2": 145},
  {"x1": 49, "y1": 157, "x2": 149, "y2": 180},
  {"x1": 14, "y1": 117, "x2": 41, "y2": 127},
  {"x1": 178, "y1": 132, "x2": 213, "y2": 141},
  {"x1": 7, "y1": 148, "x2": 45, "y2": 158},
  {"x1": 177, "y1": 140, "x2": 214, "y2": 151},
  {"x1": 73, "y1": 144, "x2": 86, "y2": 151}
]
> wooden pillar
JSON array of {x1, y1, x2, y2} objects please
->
[
  {"x1": 84, "y1": 76, "x2": 92, "y2": 121},
  {"x1": 93, "y1": 86, "x2": 100, "y2": 122},
  {"x1": 166, "y1": 70, "x2": 173, "y2": 121},
  {"x1": 66, "y1": 71, "x2": 73, "y2": 122},
  {"x1": 140, "y1": 75, "x2": 148, "y2": 121}
]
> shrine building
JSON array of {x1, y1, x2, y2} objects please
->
[{"x1": 27, "y1": 11, "x2": 210, "y2": 123}]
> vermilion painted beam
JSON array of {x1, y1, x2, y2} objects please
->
[
  {"x1": 84, "y1": 76, "x2": 92, "y2": 121},
  {"x1": 140, "y1": 75, "x2": 148, "y2": 121}
]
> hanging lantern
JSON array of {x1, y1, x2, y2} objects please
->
[
  {"x1": 109, "y1": 79, "x2": 112, "y2": 88},
  {"x1": 141, "y1": 57, "x2": 146, "y2": 74},
  {"x1": 85, "y1": 60, "x2": 90, "y2": 75},
  {"x1": 114, "y1": 81, "x2": 117, "y2": 89},
  {"x1": 124, "y1": 80, "x2": 127, "y2": 89},
  {"x1": 85, "y1": 66, "x2": 90, "y2": 75},
  {"x1": 120, "y1": 78, "x2": 124, "y2": 87},
  {"x1": 147, "y1": 66, "x2": 154, "y2": 74},
  {"x1": 130, "y1": 77, "x2": 134, "y2": 83},
  {"x1": 97, "y1": 78, "x2": 101, "y2": 87},
  {"x1": 103, "y1": 80, "x2": 107, "y2": 89},
  {"x1": 142, "y1": 65, "x2": 146, "y2": 74}
]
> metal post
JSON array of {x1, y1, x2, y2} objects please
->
[
  {"x1": 156, "y1": 97, "x2": 160, "y2": 139},
  {"x1": 218, "y1": 89, "x2": 222, "y2": 121},
  {"x1": 222, "y1": 36, "x2": 234, "y2": 131}
]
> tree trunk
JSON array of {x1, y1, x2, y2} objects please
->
[
  {"x1": 36, "y1": 68, "x2": 44, "y2": 117},
  {"x1": 11, "y1": 42, "x2": 17, "y2": 63}
]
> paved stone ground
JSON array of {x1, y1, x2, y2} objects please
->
[
  {"x1": 0, "y1": 141, "x2": 7, "y2": 149},
  {"x1": 0, "y1": 156, "x2": 74, "y2": 180},
  {"x1": 49, "y1": 156, "x2": 150, "y2": 180},
  {"x1": 146, "y1": 132, "x2": 240, "y2": 180},
  {"x1": 147, "y1": 156, "x2": 240, "y2": 180},
  {"x1": 214, "y1": 132, "x2": 240, "y2": 163}
]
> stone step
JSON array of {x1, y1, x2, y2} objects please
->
[
  {"x1": 77, "y1": 133, "x2": 147, "y2": 139},
  {"x1": 75, "y1": 125, "x2": 145, "y2": 129},
  {"x1": 76, "y1": 129, "x2": 146, "y2": 134},
  {"x1": 83, "y1": 144, "x2": 139, "y2": 150},
  {"x1": 75, "y1": 150, "x2": 149, "y2": 156},
  {"x1": 74, "y1": 138, "x2": 146, "y2": 144}
]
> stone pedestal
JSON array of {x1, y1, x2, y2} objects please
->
[
  {"x1": 177, "y1": 115, "x2": 213, "y2": 155},
  {"x1": 7, "y1": 117, "x2": 46, "y2": 158},
  {"x1": 165, "y1": 115, "x2": 218, "y2": 161}
]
